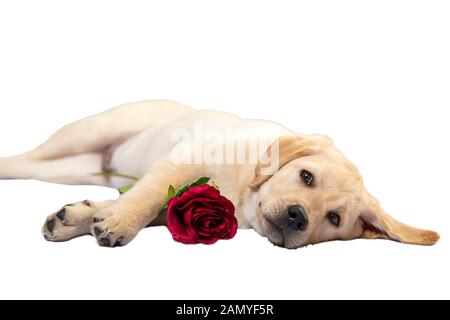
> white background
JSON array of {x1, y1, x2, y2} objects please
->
[{"x1": 0, "y1": 0, "x2": 449, "y2": 300}]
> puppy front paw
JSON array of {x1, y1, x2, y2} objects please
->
[
  {"x1": 91, "y1": 211, "x2": 142, "y2": 247},
  {"x1": 42, "y1": 206, "x2": 90, "y2": 242}
]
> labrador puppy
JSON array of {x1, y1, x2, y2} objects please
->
[{"x1": 0, "y1": 100, "x2": 439, "y2": 248}]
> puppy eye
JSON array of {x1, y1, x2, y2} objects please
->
[
  {"x1": 300, "y1": 170, "x2": 314, "y2": 186},
  {"x1": 327, "y1": 211, "x2": 341, "y2": 226}
]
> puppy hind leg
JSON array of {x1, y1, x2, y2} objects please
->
[
  {"x1": 0, "y1": 155, "x2": 30, "y2": 179},
  {"x1": 23, "y1": 108, "x2": 139, "y2": 161},
  {"x1": 0, "y1": 153, "x2": 110, "y2": 186}
]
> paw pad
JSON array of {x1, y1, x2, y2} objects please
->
[
  {"x1": 99, "y1": 237, "x2": 111, "y2": 247},
  {"x1": 93, "y1": 226, "x2": 103, "y2": 236},
  {"x1": 56, "y1": 208, "x2": 66, "y2": 220},
  {"x1": 93, "y1": 217, "x2": 104, "y2": 223},
  {"x1": 46, "y1": 219, "x2": 56, "y2": 233}
]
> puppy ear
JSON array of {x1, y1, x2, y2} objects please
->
[
  {"x1": 360, "y1": 197, "x2": 440, "y2": 245},
  {"x1": 249, "y1": 135, "x2": 321, "y2": 189}
]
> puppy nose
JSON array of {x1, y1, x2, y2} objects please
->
[{"x1": 287, "y1": 205, "x2": 309, "y2": 231}]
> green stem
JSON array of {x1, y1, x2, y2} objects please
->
[{"x1": 93, "y1": 172, "x2": 139, "y2": 181}]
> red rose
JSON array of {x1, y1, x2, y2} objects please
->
[{"x1": 167, "y1": 184, "x2": 237, "y2": 244}]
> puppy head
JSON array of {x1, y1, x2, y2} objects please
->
[{"x1": 250, "y1": 135, "x2": 439, "y2": 249}]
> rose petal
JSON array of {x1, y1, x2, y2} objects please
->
[{"x1": 166, "y1": 184, "x2": 237, "y2": 245}]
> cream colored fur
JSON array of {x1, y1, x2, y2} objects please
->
[{"x1": 0, "y1": 100, "x2": 439, "y2": 248}]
